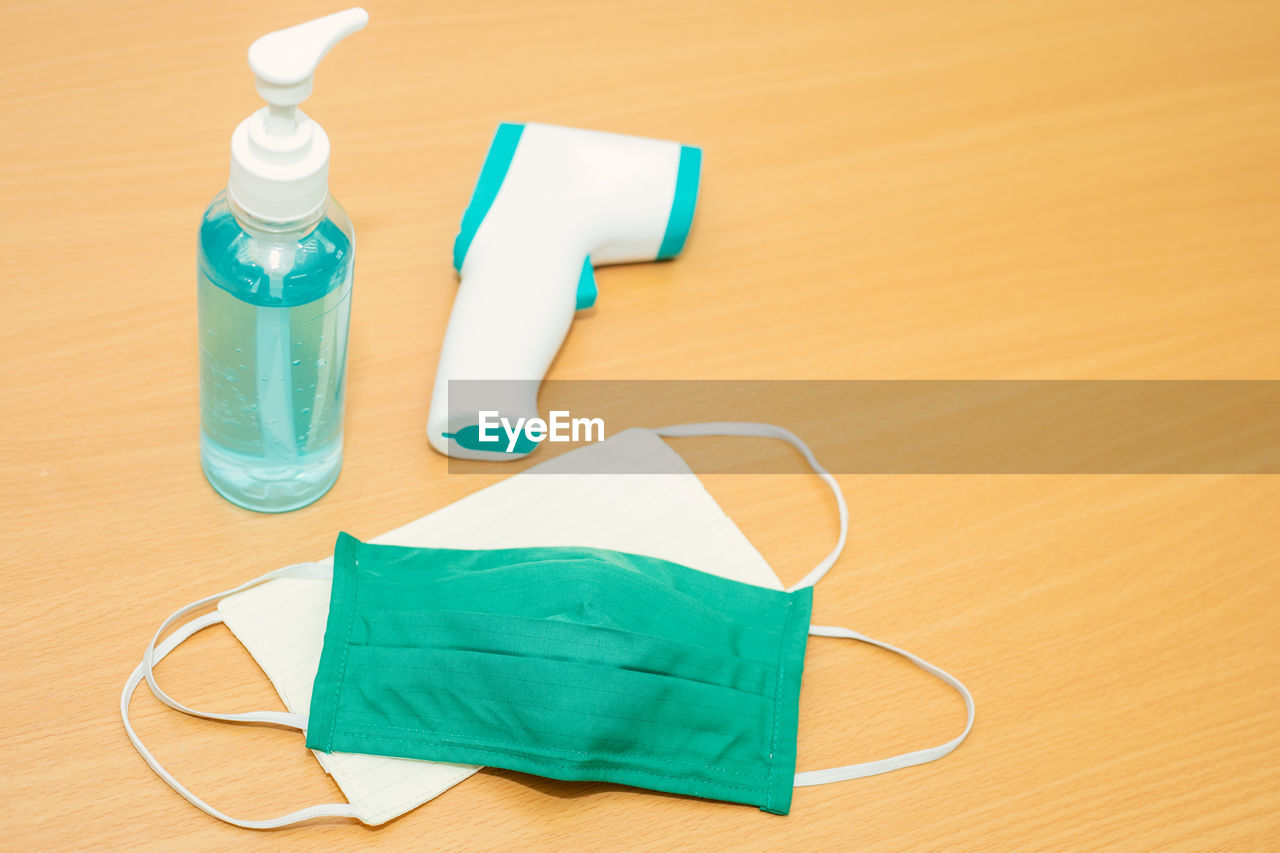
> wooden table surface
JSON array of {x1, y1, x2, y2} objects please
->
[{"x1": 3, "y1": 0, "x2": 1278, "y2": 849}]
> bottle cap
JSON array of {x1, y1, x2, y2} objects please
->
[{"x1": 228, "y1": 8, "x2": 368, "y2": 223}]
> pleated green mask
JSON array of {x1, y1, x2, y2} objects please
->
[{"x1": 305, "y1": 529, "x2": 973, "y2": 815}]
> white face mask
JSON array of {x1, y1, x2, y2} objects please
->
[{"x1": 122, "y1": 424, "x2": 972, "y2": 828}]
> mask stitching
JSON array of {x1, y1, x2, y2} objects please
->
[
  {"x1": 366, "y1": 582, "x2": 775, "y2": 636},
  {"x1": 378, "y1": 583, "x2": 767, "y2": 637},
  {"x1": 360, "y1": 548, "x2": 782, "y2": 609},
  {"x1": 355, "y1": 639, "x2": 771, "y2": 695},
  {"x1": 340, "y1": 692, "x2": 765, "y2": 740},
  {"x1": 764, "y1": 596, "x2": 795, "y2": 813},
  {"x1": 332, "y1": 718, "x2": 769, "y2": 772},
  {"x1": 324, "y1": 543, "x2": 361, "y2": 753},
  {"x1": 345, "y1": 659, "x2": 763, "y2": 719},
  {"x1": 368, "y1": 616, "x2": 778, "y2": 682},
  {"x1": 363, "y1": 568, "x2": 780, "y2": 625},
  {"x1": 324, "y1": 731, "x2": 771, "y2": 795}
]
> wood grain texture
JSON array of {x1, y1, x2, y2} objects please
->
[{"x1": 2, "y1": 0, "x2": 1278, "y2": 849}]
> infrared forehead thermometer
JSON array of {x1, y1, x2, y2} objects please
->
[{"x1": 428, "y1": 122, "x2": 702, "y2": 459}]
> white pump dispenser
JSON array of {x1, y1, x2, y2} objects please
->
[{"x1": 228, "y1": 8, "x2": 368, "y2": 223}]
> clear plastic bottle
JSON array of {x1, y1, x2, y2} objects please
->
[
  {"x1": 198, "y1": 8, "x2": 366, "y2": 512},
  {"x1": 198, "y1": 191, "x2": 354, "y2": 512}
]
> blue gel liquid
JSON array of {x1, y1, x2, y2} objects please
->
[{"x1": 197, "y1": 192, "x2": 354, "y2": 512}]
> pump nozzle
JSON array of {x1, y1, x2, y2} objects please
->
[
  {"x1": 229, "y1": 7, "x2": 368, "y2": 223},
  {"x1": 249, "y1": 8, "x2": 369, "y2": 110}
]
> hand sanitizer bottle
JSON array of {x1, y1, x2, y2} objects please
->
[{"x1": 198, "y1": 8, "x2": 367, "y2": 512}]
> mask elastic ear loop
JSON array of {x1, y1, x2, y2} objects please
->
[
  {"x1": 121, "y1": 611, "x2": 359, "y2": 828},
  {"x1": 793, "y1": 625, "x2": 975, "y2": 786},
  {"x1": 653, "y1": 422, "x2": 848, "y2": 589},
  {"x1": 143, "y1": 561, "x2": 331, "y2": 730}
]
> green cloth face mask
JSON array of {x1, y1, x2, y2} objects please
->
[
  {"x1": 307, "y1": 534, "x2": 814, "y2": 813},
  {"x1": 305, "y1": 526, "x2": 973, "y2": 815}
]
